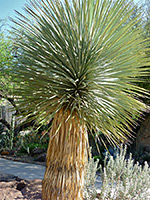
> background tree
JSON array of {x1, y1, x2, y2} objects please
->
[
  {"x1": 0, "y1": 19, "x2": 16, "y2": 130},
  {"x1": 0, "y1": 20, "x2": 14, "y2": 96},
  {"x1": 0, "y1": 20, "x2": 40, "y2": 136},
  {"x1": 134, "y1": 0, "x2": 150, "y2": 95},
  {"x1": 10, "y1": 0, "x2": 150, "y2": 199},
  {"x1": 143, "y1": 0, "x2": 150, "y2": 37}
]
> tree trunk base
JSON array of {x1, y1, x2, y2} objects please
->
[{"x1": 42, "y1": 109, "x2": 88, "y2": 200}]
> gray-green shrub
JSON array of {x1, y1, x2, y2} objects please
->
[{"x1": 84, "y1": 145, "x2": 150, "y2": 200}]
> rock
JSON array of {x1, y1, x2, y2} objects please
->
[
  {"x1": 16, "y1": 180, "x2": 27, "y2": 191},
  {"x1": 0, "y1": 174, "x2": 42, "y2": 200},
  {"x1": 21, "y1": 179, "x2": 42, "y2": 200},
  {"x1": 0, "y1": 181, "x2": 17, "y2": 189},
  {"x1": 136, "y1": 114, "x2": 150, "y2": 153},
  {"x1": 0, "y1": 172, "x2": 23, "y2": 182},
  {"x1": 31, "y1": 147, "x2": 46, "y2": 156},
  {"x1": 0, "y1": 149, "x2": 15, "y2": 156},
  {"x1": 0, "y1": 181, "x2": 24, "y2": 200},
  {"x1": 1, "y1": 150, "x2": 9, "y2": 155},
  {"x1": 34, "y1": 153, "x2": 46, "y2": 162}
]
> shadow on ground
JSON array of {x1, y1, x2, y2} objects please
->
[{"x1": 0, "y1": 158, "x2": 45, "y2": 180}]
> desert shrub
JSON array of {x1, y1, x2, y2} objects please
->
[
  {"x1": 83, "y1": 156, "x2": 99, "y2": 200},
  {"x1": 84, "y1": 145, "x2": 150, "y2": 200}
]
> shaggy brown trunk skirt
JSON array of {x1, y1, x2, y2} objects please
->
[{"x1": 42, "y1": 109, "x2": 88, "y2": 200}]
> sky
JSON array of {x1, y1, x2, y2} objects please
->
[
  {"x1": 0, "y1": 0, "x2": 27, "y2": 20},
  {"x1": 0, "y1": 0, "x2": 145, "y2": 21}
]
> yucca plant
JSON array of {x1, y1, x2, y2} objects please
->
[{"x1": 11, "y1": 0, "x2": 150, "y2": 199}]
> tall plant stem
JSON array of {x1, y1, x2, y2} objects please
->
[{"x1": 42, "y1": 109, "x2": 88, "y2": 200}]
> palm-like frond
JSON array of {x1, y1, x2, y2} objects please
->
[{"x1": 11, "y1": 0, "x2": 149, "y2": 145}]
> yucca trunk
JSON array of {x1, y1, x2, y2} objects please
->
[{"x1": 42, "y1": 109, "x2": 88, "y2": 200}]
